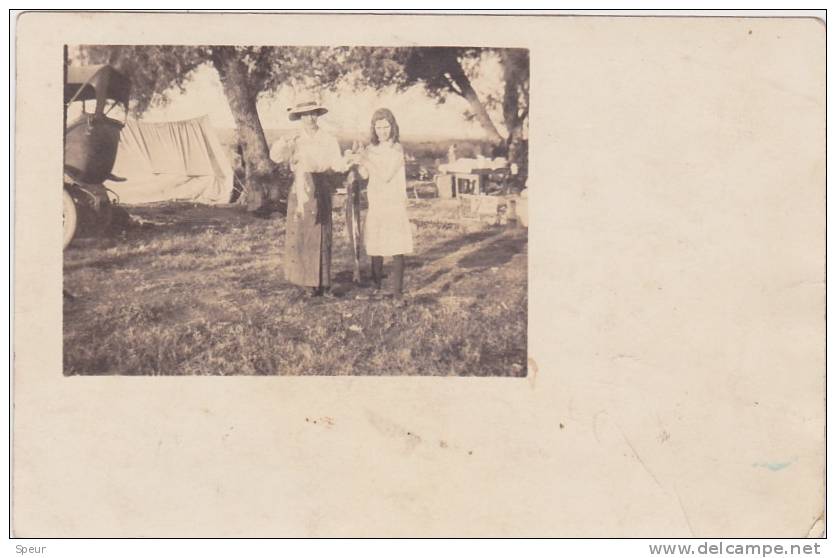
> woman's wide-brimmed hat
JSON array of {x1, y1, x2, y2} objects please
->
[{"x1": 287, "y1": 95, "x2": 328, "y2": 121}]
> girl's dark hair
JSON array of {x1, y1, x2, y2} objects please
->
[{"x1": 369, "y1": 108, "x2": 400, "y2": 145}]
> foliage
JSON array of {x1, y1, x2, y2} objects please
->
[
  {"x1": 347, "y1": 47, "x2": 469, "y2": 97},
  {"x1": 79, "y1": 45, "x2": 351, "y2": 115},
  {"x1": 346, "y1": 46, "x2": 529, "y2": 143},
  {"x1": 78, "y1": 45, "x2": 528, "y2": 142},
  {"x1": 80, "y1": 45, "x2": 207, "y2": 114}
]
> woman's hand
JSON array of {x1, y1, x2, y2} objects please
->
[
  {"x1": 342, "y1": 152, "x2": 359, "y2": 167},
  {"x1": 269, "y1": 135, "x2": 296, "y2": 164},
  {"x1": 295, "y1": 184, "x2": 310, "y2": 216}
]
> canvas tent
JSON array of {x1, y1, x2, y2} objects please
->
[{"x1": 104, "y1": 115, "x2": 234, "y2": 204}]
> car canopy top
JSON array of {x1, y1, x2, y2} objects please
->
[{"x1": 64, "y1": 64, "x2": 131, "y2": 108}]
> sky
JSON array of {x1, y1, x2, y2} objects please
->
[{"x1": 136, "y1": 63, "x2": 504, "y2": 141}]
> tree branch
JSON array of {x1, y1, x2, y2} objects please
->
[{"x1": 443, "y1": 72, "x2": 464, "y2": 97}]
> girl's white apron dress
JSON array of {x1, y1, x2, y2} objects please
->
[{"x1": 362, "y1": 143, "x2": 414, "y2": 256}]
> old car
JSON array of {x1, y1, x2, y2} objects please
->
[{"x1": 63, "y1": 63, "x2": 130, "y2": 248}]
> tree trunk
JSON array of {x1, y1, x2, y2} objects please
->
[
  {"x1": 501, "y1": 51, "x2": 522, "y2": 139},
  {"x1": 210, "y1": 46, "x2": 274, "y2": 211},
  {"x1": 448, "y1": 64, "x2": 504, "y2": 145},
  {"x1": 500, "y1": 49, "x2": 529, "y2": 189}
]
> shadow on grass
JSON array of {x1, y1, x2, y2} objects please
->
[
  {"x1": 458, "y1": 233, "x2": 527, "y2": 270},
  {"x1": 65, "y1": 203, "x2": 287, "y2": 271},
  {"x1": 118, "y1": 204, "x2": 286, "y2": 239},
  {"x1": 64, "y1": 252, "x2": 140, "y2": 272},
  {"x1": 413, "y1": 228, "x2": 503, "y2": 267},
  {"x1": 404, "y1": 228, "x2": 526, "y2": 293}
]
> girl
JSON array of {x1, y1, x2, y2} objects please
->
[{"x1": 348, "y1": 108, "x2": 414, "y2": 299}]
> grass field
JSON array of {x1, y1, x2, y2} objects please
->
[{"x1": 63, "y1": 198, "x2": 528, "y2": 376}]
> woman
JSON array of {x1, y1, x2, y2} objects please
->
[
  {"x1": 270, "y1": 97, "x2": 345, "y2": 297},
  {"x1": 347, "y1": 108, "x2": 414, "y2": 299}
]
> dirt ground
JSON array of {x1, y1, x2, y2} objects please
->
[{"x1": 63, "y1": 197, "x2": 528, "y2": 376}]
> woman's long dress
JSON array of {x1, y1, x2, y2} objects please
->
[
  {"x1": 362, "y1": 143, "x2": 414, "y2": 257},
  {"x1": 271, "y1": 128, "x2": 344, "y2": 287}
]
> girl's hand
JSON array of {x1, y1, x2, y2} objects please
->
[{"x1": 344, "y1": 150, "x2": 366, "y2": 168}]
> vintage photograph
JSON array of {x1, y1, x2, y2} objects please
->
[
  {"x1": 62, "y1": 44, "x2": 530, "y2": 376},
  {"x1": 15, "y1": 11, "x2": 826, "y2": 540}
]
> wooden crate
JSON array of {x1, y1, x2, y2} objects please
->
[{"x1": 458, "y1": 194, "x2": 501, "y2": 223}]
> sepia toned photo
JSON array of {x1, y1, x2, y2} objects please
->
[
  {"x1": 62, "y1": 44, "x2": 529, "y2": 376},
  {"x1": 14, "y1": 11, "x2": 824, "y2": 539}
]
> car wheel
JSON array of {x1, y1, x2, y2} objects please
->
[{"x1": 63, "y1": 188, "x2": 78, "y2": 249}]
